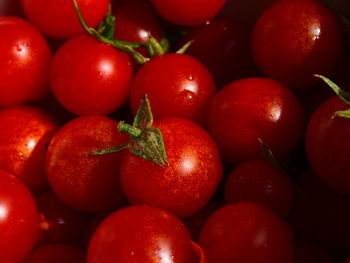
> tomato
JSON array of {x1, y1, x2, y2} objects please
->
[
  {"x1": 46, "y1": 115, "x2": 128, "y2": 212},
  {"x1": 130, "y1": 54, "x2": 216, "y2": 125},
  {"x1": 50, "y1": 34, "x2": 133, "y2": 116},
  {"x1": 149, "y1": 0, "x2": 226, "y2": 26},
  {"x1": 0, "y1": 16, "x2": 51, "y2": 107},
  {"x1": 21, "y1": 0, "x2": 110, "y2": 39},
  {"x1": 199, "y1": 202, "x2": 294, "y2": 263},
  {"x1": 224, "y1": 159, "x2": 294, "y2": 218},
  {"x1": 23, "y1": 244, "x2": 86, "y2": 263},
  {"x1": 0, "y1": 105, "x2": 58, "y2": 192},
  {"x1": 0, "y1": 170, "x2": 39, "y2": 263},
  {"x1": 207, "y1": 77, "x2": 304, "y2": 164},
  {"x1": 87, "y1": 205, "x2": 199, "y2": 263},
  {"x1": 252, "y1": 0, "x2": 343, "y2": 89},
  {"x1": 121, "y1": 117, "x2": 223, "y2": 219}
]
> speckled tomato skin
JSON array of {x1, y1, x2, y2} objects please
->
[
  {"x1": 207, "y1": 78, "x2": 304, "y2": 164},
  {"x1": 87, "y1": 205, "x2": 198, "y2": 263},
  {"x1": 199, "y1": 202, "x2": 294, "y2": 263},
  {"x1": 121, "y1": 117, "x2": 223, "y2": 219},
  {"x1": 306, "y1": 95, "x2": 350, "y2": 194},
  {"x1": 0, "y1": 170, "x2": 40, "y2": 263},
  {"x1": 252, "y1": 0, "x2": 343, "y2": 88},
  {"x1": 0, "y1": 106, "x2": 58, "y2": 192},
  {"x1": 130, "y1": 54, "x2": 216, "y2": 125},
  {"x1": 46, "y1": 116, "x2": 128, "y2": 212}
]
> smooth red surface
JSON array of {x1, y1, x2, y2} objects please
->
[
  {"x1": 23, "y1": 244, "x2": 86, "y2": 263},
  {"x1": 306, "y1": 95, "x2": 350, "y2": 194},
  {"x1": 50, "y1": 35, "x2": 133, "y2": 115},
  {"x1": 150, "y1": 0, "x2": 226, "y2": 26},
  {"x1": 252, "y1": 0, "x2": 343, "y2": 89},
  {"x1": 207, "y1": 78, "x2": 304, "y2": 164},
  {"x1": 121, "y1": 117, "x2": 223, "y2": 218},
  {"x1": 224, "y1": 159, "x2": 294, "y2": 218},
  {"x1": 0, "y1": 106, "x2": 58, "y2": 192},
  {"x1": 46, "y1": 115, "x2": 128, "y2": 212},
  {"x1": 0, "y1": 17, "x2": 51, "y2": 107},
  {"x1": 0, "y1": 170, "x2": 39, "y2": 263},
  {"x1": 130, "y1": 54, "x2": 216, "y2": 125},
  {"x1": 21, "y1": 0, "x2": 110, "y2": 39},
  {"x1": 87, "y1": 205, "x2": 198, "y2": 263},
  {"x1": 199, "y1": 202, "x2": 294, "y2": 263}
]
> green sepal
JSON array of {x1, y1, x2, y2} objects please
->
[
  {"x1": 335, "y1": 108, "x2": 350, "y2": 119},
  {"x1": 314, "y1": 74, "x2": 350, "y2": 105}
]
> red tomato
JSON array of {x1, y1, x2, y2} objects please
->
[
  {"x1": 207, "y1": 77, "x2": 304, "y2": 164},
  {"x1": 149, "y1": 0, "x2": 226, "y2": 26},
  {"x1": 50, "y1": 34, "x2": 133, "y2": 116},
  {"x1": 121, "y1": 117, "x2": 223, "y2": 218},
  {"x1": 23, "y1": 244, "x2": 86, "y2": 263},
  {"x1": 21, "y1": 0, "x2": 110, "y2": 39},
  {"x1": 87, "y1": 205, "x2": 198, "y2": 263},
  {"x1": 252, "y1": 0, "x2": 343, "y2": 89},
  {"x1": 199, "y1": 202, "x2": 294, "y2": 263},
  {"x1": 0, "y1": 170, "x2": 39, "y2": 263},
  {"x1": 130, "y1": 54, "x2": 216, "y2": 124},
  {"x1": 0, "y1": 106, "x2": 58, "y2": 192},
  {"x1": 0, "y1": 17, "x2": 51, "y2": 107}
]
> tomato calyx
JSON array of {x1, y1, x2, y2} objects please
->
[
  {"x1": 91, "y1": 95, "x2": 168, "y2": 167},
  {"x1": 315, "y1": 74, "x2": 350, "y2": 118}
]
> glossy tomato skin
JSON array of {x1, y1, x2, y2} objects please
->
[
  {"x1": 46, "y1": 115, "x2": 128, "y2": 212},
  {"x1": 199, "y1": 202, "x2": 294, "y2": 263},
  {"x1": 23, "y1": 244, "x2": 86, "y2": 263},
  {"x1": 0, "y1": 106, "x2": 58, "y2": 192},
  {"x1": 207, "y1": 78, "x2": 304, "y2": 164},
  {"x1": 306, "y1": 95, "x2": 350, "y2": 194},
  {"x1": 87, "y1": 205, "x2": 198, "y2": 263},
  {"x1": 0, "y1": 17, "x2": 51, "y2": 107},
  {"x1": 21, "y1": 0, "x2": 110, "y2": 39},
  {"x1": 0, "y1": 170, "x2": 39, "y2": 263},
  {"x1": 121, "y1": 117, "x2": 223, "y2": 219},
  {"x1": 50, "y1": 35, "x2": 133, "y2": 116},
  {"x1": 130, "y1": 54, "x2": 216, "y2": 125},
  {"x1": 252, "y1": 0, "x2": 343, "y2": 89},
  {"x1": 224, "y1": 159, "x2": 294, "y2": 218},
  {"x1": 150, "y1": 0, "x2": 226, "y2": 26}
]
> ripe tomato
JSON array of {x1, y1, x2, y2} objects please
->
[
  {"x1": 199, "y1": 202, "x2": 294, "y2": 263},
  {"x1": 21, "y1": 0, "x2": 110, "y2": 39},
  {"x1": 130, "y1": 54, "x2": 216, "y2": 125},
  {"x1": 207, "y1": 77, "x2": 304, "y2": 164},
  {"x1": 87, "y1": 205, "x2": 199, "y2": 263},
  {"x1": 252, "y1": 0, "x2": 343, "y2": 89},
  {"x1": 50, "y1": 34, "x2": 133, "y2": 116},
  {"x1": 0, "y1": 105, "x2": 58, "y2": 192},
  {"x1": 0, "y1": 17, "x2": 51, "y2": 107},
  {"x1": 121, "y1": 117, "x2": 223, "y2": 218},
  {"x1": 46, "y1": 116, "x2": 128, "y2": 212},
  {"x1": 0, "y1": 170, "x2": 39, "y2": 263}
]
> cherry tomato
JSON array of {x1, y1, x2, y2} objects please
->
[
  {"x1": 0, "y1": 16, "x2": 51, "y2": 107},
  {"x1": 0, "y1": 170, "x2": 39, "y2": 263},
  {"x1": 149, "y1": 0, "x2": 226, "y2": 26},
  {"x1": 130, "y1": 54, "x2": 216, "y2": 124},
  {"x1": 207, "y1": 77, "x2": 304, "y2": 164},
  {"x1": 23, "y1": 244, "x2": 86, "y2": 263},
  {"x1": 46, "y1": 115, "x2": 128, "y2": 212},
  {"x1": 50, "y1": 34, "x2": 133, "y2": 115},
  {"x1": 87, "y1": 205, "x2": 198, "y2": 263},
  {"x1": 252, "y1": 0, "x2": 343, "y2": 89},
  {"x1": 121, "y1": 117, "x2": 223, "y2": 218},
  {"x1": 0, "y1": 105, "x2": 58, "y2": 192},
  {"x1": 199, "y1": 202, "x2": 294, "y2": 263},
  {"x1": 224, "y1": 159, "x2": 294, "y2": 218},
  {"x1": 21, "y1": 0, "x2": 110, "y2": 39}
]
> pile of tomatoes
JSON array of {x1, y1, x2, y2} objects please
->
[{"x1": 1, "y1": 0, "x2": 350, "y2": 262}]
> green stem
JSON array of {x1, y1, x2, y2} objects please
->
[
  {"x1": 90, "y1": 143, "x2": 129, "y2": 155},
  {"x1": 118, "y1": 121, "x2": 142, "y2": 138},
  {"x1": 176, "y1": 40, "x2": 194, "y2": 54}
]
